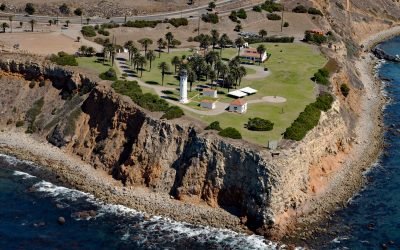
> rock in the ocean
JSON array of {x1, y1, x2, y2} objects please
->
[{"x1": 58, "y1": 216, "x2": 66, "y2": 225}]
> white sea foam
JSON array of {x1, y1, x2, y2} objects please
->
[{"x1": 13, "y1": 170, "x2": 36, "y2": 179}]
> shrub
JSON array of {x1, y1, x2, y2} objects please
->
[
  {"x1": 267, "y1": 13, "x2": 281, "y2": 20},
  {"x1": 25, "y1": 97, "x2": 44, "y2": 133},
  {"x1": 100, "y1": 22, "x2": 120, "y2": 29},
  {"x1": 50, "y1": 52, "x2": 78, "y2": 66},
  {"x1": 284, "y1": 93, "x2": 334, "y2": 141},
  {"x1": 74, "y1": 8, "x2": 83, "y2": 16},
  {"x1": 29, "y1": 80, "x2": 36, "y2": 88},
  {"x1": 308, "y1": 7, "x2": 323, "y2": 16},
  {"x1": 244, "y1": 36, "x2": 294, "y2": 44},
  {"x1": 59, "y1": 3, "x2": 70, "y2": 14},
  {"x1": 0, "y1": 3, "x2": 6, "y2": 11},
  {"x1": 312, "y1": 93, "x2": 334, "y2": 111},
  {"x1": 205, "y1": 121, "x2": 222, "y2": 131},
  {"x1": 111, "y1": 80, "x2": 170, "y2": 112},
  {"x1": 292, "y1": 5, "x2": 307, "y2": 13},
  {"x1": 340, "y1": 84, "x2": 350, "y2": 97},
  {"x1": 81, "y1": 25, "x2": 96, "y2": 37},
  {"x1": 124, "y1": 20, "x2": 161, "y2": 28},
  {"x1": 168, "y1": 18, "x2": 188, "y2": 27},
  {"x1": 97, "y1": 29, "x2": 110, "y2": 36},
  {"x1": 99, "y1": 68, "x2": 117, "y2": 81},
  {"x1": 253, "y1": 5, "x2": 262, "y2": 12},
  {"x1": 218, "y1": 127, "x2": 242, "y2": 139},
  {"x1": 283, "y1": 22, "x2": 289, "y2": 27},
  {"x1": 25, "y1": 3, "x2": 35, "y2": 15},
  {"x1": 237, "y1": 8, "x2": 247, "y2": 19},
  {"x1": 313, "y1": 68, "x2": 330, "y2": 85},
  {"x1": 161, "y1": 106, "x2": 184, "y2": 120},
  {"x1": 202, "y1": 13, "x2": 219, "y2": 24},
  {"x1": 304, "y1": 31, "x2": 327, "y2": 44},
  {"x1": 229, "y1": 10, "x2": 238, "y2": 22},
  {"x1": 247, "y1": 117, "x2": 274, "y2": 131},
  {"x1": 261, "y1": 0, "x2": 283, "y2": 12},
  {"x1": 16, "y1": 120, "x2": 25, "y2": 127}
]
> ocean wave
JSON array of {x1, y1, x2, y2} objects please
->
[
  {"x1": 30, "y1": 179, "x2": 280, "y2": 249},
  {"x1": 13, "y1": 170, "x2": 36, "y2": 179}
]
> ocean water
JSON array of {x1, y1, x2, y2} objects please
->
[
  {"x1": 306, "y1": 37, "x2": 400, "y2": 249},
  {"x1": 0, "y1": 154, "x2": 278, "y2": 250}
]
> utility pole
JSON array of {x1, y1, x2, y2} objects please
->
[{"x1": 280, "y1": 5, "x2": 284, "y2": 32}]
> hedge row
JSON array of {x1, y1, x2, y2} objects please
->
[
  {"x1": 283, "y1": 93, "x2": 334, "y2": 141},
  {"x1": 205, "y1": 121, "x2": 242, "y2": 139},
  {"x1": 81, "y1": 26, "x2": 96, "y2": 37},
  {"x1": 49, "y1": 52, "x2": 78, "y2": 66},
  {"x1": 245, "y1": 36, "x2": 294, "y2": 44}
]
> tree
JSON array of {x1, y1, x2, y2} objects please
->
[
  {"x1": 218, "y1": 33, "x2": 230, "y2": 56},
  {"x1": 137, "y1": 56, "x2": 147, "y2": 77},
  {"x1": 165, "y1": 32, "x2": 174, "y2": 53},
  {"x1": 208, "y1": 1, "x2": 216, "y2": 10},
  {"x1": 146, "y1": 50, "x2": 156, "y2": 70},
  {"x1": 256, "y1": 44, "x2": 266, "y2": 65},
  {"x1": 158, "y1": 62, "x2": 169, "y2": 86},
  {"x1": 0, "y1": 3, "x2": 5, "y2": 11},
  {"x1": 59, "y1": 3, "x2": 70, "y2": 14},
  {"x1": 77, "y1": 36, "x2": 81, "y2": 42},
  {"x1": 79, "y1": 45, "x2": 88, "y2": 55},
  {"x1": 210, "y1": 29, "x2": 219, "y2": 50},
  {"x1": 8, "y1": 16, "x2": 13, "y2": 33},
  {"x1": 235, "y1": 37, "x2": 245, "y2": 56},
  {"x1": 198, "y1": 34, "x2": 211, "y2": 50},
  {"x1": 187, "y1": 68, "x2": 197, "y2": 92},
  {"x1": 171, "y1": 39, "x2": 181, "y2": 48},
  {"x1": 65, "y1": 20, "x2": 70, "y2": 27},
  {"x1": 1, "y1": 22, "x2": 9, "y2": 33},
  {"x1": 171, "y1": 56, "x2": 181, "y2": 74},
  {"x1": 74, "y1": 8, "x2": 83, "y2": 16},
  {"x1": 259, "y1": 29, "x2": 267, "y2": 38},
  {"x1": 138, "y1": 38, "x2": 153, "y2": 56},
  {"x1": 205, "y1": 51, "x2": 219, "y2": 68},
  {"x1": 124, "y1": 41, "x2": 137, "y2": 65},
  {"x1": 86, "y1": 18, "x2": 90, "y2": 25},
  {"x1": 86, "y1": 46, "x2": 95, "y2": 56},
  {"x1": 25, "y1": 3, "x2": 35, "y2": 15},
  {"x1": 208, "y1": 70, "x2": 217, "y2": 86},
  {"x1": 237, "y1": 66, "x2": 247, "y2": 86},
  {"x1": 48, "y1": 20, "x2": 53, "y2": 26},
  {"x1": 29, "y1": 19, "x2": 36, "y2": 32},
  {"x1": 157, "y1": 38, "x2": 164, "y2": 57}
]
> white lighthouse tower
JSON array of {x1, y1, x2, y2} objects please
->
[{"x1": 179, "y1": 69, "x2": 189, "y2": 104}]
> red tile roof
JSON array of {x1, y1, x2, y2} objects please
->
[{"x1": 230, "y1": 99, "x2": 247, "y2": 106}]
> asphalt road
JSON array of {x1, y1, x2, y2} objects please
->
[{"x1": 0, "y1": 0, "x2": 264, "y2": 25}]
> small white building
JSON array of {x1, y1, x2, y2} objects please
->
[
  {"x1": 240, "y1": 48, "x2": 267, "y2": 64},
  {"x1": 229, "y1": 99, "x2": 248, "y2": 113},
  {"x1": 200, "y1": 100, "x2": 217, "y2": 110},
  {"x1": 202, "y1": 88, "x2": 218, "y2": 98}
]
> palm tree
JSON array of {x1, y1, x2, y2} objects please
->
[
  {"x1": 210, "y1": 29, "x2": 219, "y2": 50},
  {"x1": 171, "y1": 56, "x2": 181, "y2": 74},
  {"x1": 137, "y1": 56, "x2": 147, "y2": 77},
  {"x1": 187, "y1": 68, "x2": 197, "y2": 92},
  {"x1": 132, "y1": 51, "x2": 141, "y2": 69},
  {"x1": 218, "y1": 33, "x2": 230, "y2": 56},
  {"x1": 157, "y1": 38, "x2": 164, "y2": 57},
  {"x1": 165, "y1": 32, "x2": 174, "y2": 53},
  {"x1": 208, "y1": 70, "x2": 217, "y2": 86},
  {"x1": 138, "y1": 38, "x2": 153, "y2": 56},
  {"x1": 65, "y1": 20, "x2": 70, "y2": 27},
  {"x1": 259, "y1": 29, "x2": 267, "y2": 39},
  {"x1": 158, "y1": 62, "x2": 169, "y2": 86},
  {"x1": 1, "y1": 22, "x2": 9, "y2": 33},
  {"x1": 29, "y1": 19, "x2": 36, "y2": 32},
  {"x1": 87, "y1": 46, "x2": 95, "y2": 56},
  {"x1": 8, "y1": 16, "x2": 13, "y2": 33},
  {"x1": 256, "y1": 44, "x2": 266, "y2": 65},
  {"x1": 237, "y1": 66, "x2": 247, "y2": 86},
  {"x1": 86, "y1": 18, "x2": 90, "y2": 25},
  {"x1": 235, "y1": 37, "x2": 245, "y2": 56},
  {"x1": 79, "y1": 45, "x2": 88, "y2": 56},
  {"x1": 124, "y1": 40, "x2": 135, "y2": 64},
  {"x1": 205, "y1": 51, "x2": 219, "y2": 68},
  {"x1": 215, "y1": 60, "x2": 224, "y2": 80},
  {"x1": 146, "y1": 50, "x2": 156, "y2": 70}
]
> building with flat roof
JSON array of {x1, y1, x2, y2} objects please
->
[
  {"x1": 202, "y1": 88, "x2": 218, "y2": 98},
  {"x1": 200, "y1": 99, "x2": 217, "y2": 110}
]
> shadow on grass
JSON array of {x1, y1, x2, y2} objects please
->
[
  {"x1": 145, "y1": 81, "x2": 160, "y2": 85},
  {"x1": 116, "y1": 57, "x2": 127, "y2": 61},
  {"x1": 161, "y1": 90, "x2": 175, "y2": 95},
  {"x1": 167, "y1": 82, "x2": 178, "y2": 86},
  {"x1": 161, "y1": 96, "x2": 179, "y2": 101}
]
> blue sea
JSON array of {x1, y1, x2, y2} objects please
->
[
  {"x1": 306, "y1": 36, "x2": 400, "y2": 249},
  {"x1": 0, "y1": 154, "x2": 277, "y2": 250}
]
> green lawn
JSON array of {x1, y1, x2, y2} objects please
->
[
  {"x1": 76, "y1": 57, "x2": 120, "y2": 76},
  {"x1": 122, "y1": 43, "x2": 327, "y2": 145}
]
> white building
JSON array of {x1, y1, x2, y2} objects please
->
[
  {"x1": 229, "y1": 99, "x2": 248, "y2": 113},
  {"x1": 200, "y1": 100, "x2": 217, "y2": 110},
  {"x1": 202, "y1": 88, "x2": 218, "y2": 98},
  {"x1": 240, "y1": 48, "x2": 267, "y2": 64},
  {"x1": 179, "y1": 69, "x2": 189, "y2": 104}
]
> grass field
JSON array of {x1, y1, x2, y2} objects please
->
[
  {"x1": 119, "y1": 43, "x2": 327, "y2": 145},
  {"x1": 76, "y1": 57, "x2": 120, "y2": 75}
]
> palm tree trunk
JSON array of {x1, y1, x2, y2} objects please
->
[
  {"x1": 161, "y1": 72, "x2": 164, "y2": 85},
  {"x1": 167, "y1": 42, "x2": 170, "y2": 53}
]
